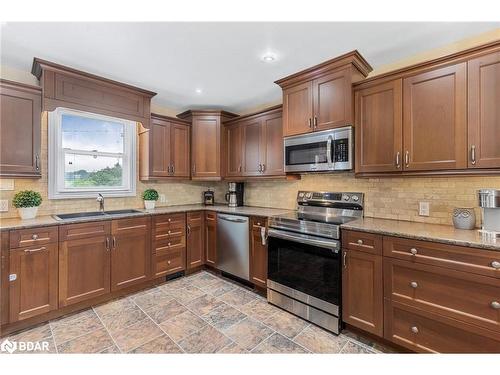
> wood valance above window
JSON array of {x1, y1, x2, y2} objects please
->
[{"x1": 31, "y1": 58, "x2": 157, "y2": 128}]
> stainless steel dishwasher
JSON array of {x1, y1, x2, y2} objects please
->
[{"x1": 216, "y1": 213, "x2": 250, "y2": 280}]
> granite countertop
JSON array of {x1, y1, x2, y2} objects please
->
[
  {"x1": 0, "y1": 204, "x2": 293, "y2": 231},
  {"x1": 342, "y1": 217, "x2": 500, "y2": 252}
]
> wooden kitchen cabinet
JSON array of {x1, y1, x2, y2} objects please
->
[
  {"x1": 403, "y1": 63, "x2": 467, "y2": 171},
  {"x1": 111, "y1": 217, "x2": 151, "y2": 291},
  {"x1": 242, "y1": 119, "x2": 263, "y2": 176},
  {"x1": 225, "y1": 123, "x2": 243, "y2": 177},
  {"x1": 0, "y1": 79, "x2": 42, "y2": 178},
  {"x1": 355, "y1": 79, "x2": 403, "y2": 173},
  {"x1": 468, "y1": 49, "x2": 500, "y2": 169},
  {"x1": 177, "y1": 110, "x2": 238, "y2": 180},
  {"x1": 152, "y1": 213, "x2": 186, "y2": 277},
  {"x1": 250, "y1": 217, "x2": 268, "y2": 288},
  {"x1": 186, "y1": 211, "x2": 205, "y2": 269},
  {"x1": 205, "y1": 212, "x2": 217, "y2": 266},
  {"x1": 276, "y1": 51, "x2": 372, "y2": 137},
  {"x1": 59, "y1": 221, "x2": 111, "y2": 307},
  {"x1": 9, "y1": 242, "x2": 58, "y2": 322},
  {"x1": 342, "y1": 230, "x2": 384, "y2": 336},
  {"x1": 1, "y1": 232, "x2": 9, "y2": 333},
  {"x1": 139, "y1": 114, "x2": 190, "y2": 180}
]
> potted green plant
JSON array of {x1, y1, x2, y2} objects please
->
[
  {"x1": 12, "y1": 190, "x2": 42, "y2": 220},
  {"x1": 142, "y1": 188, "x2": 159, "y2": 210}
]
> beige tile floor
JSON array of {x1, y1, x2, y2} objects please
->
[{"x1": 3, "y1": 271, "x2": 392, "y2": 354}]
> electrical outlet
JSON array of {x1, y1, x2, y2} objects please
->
[
  {"x1": 419, "y1": 202, "x2": 430, "y2": 217},
  {"x1": 159, "y1": 194, "x2": 166, "y2": 203},
  {"x1": 0, "y1": 200, "x2": 8, "y2": 212}
]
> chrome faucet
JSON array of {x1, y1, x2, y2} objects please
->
[{"x1": 97, "y1": 193, "x2": 104, "y2": 212}]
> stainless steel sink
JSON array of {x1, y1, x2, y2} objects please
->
[{"x1": 53, "y1": 209, "x2": 142, "y2": 221}]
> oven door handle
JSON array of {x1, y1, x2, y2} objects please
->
[
  {"x1": 326, "y1": 135, "x2": 333, "y2": 166},
  {"x1": 268, "y1": 228, "x2": 339, "y2": 251}
]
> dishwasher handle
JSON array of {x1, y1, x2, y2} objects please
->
[{"x1": 218, "y1": 215, "x2": 248, "y2": 223}]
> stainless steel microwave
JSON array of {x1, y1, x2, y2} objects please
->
[{"x1": 284, "y1": 126, "x2": 353, "y2": 173}]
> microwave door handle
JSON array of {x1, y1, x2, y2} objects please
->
[{"x1": 326, "y1": 136, "x2": 333, "y2": 166}]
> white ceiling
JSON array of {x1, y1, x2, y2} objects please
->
[{"x1": 1, "y1": 22, "x2": 499, "y2": 113}]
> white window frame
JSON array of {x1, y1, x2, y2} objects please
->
[{"x1": 48, "y1": 107, "x2": 136, "y2": 199}]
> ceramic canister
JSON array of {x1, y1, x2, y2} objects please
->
[{"x1": 452, "y1": 208, "x2": 476, "y2": 230}]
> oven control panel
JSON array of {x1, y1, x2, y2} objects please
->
[{"x1": 297, "y1": 191, "x2": 364, "y2": 206}]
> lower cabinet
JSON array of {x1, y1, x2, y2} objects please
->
[
  {"x1": 250, "y1": 217, "x2": 268, "y2": 288},
  {"x1": 9, "y1": 243, "x2": 58, "y2": 322},
  {"x1": 152, "y1": 213, "x2": 186, "y2": 277},
  {"x1": 186, "y1": 211, "x2": 205, "y2": 269},
  {"x1": 205, "y1": 212, "x2": 217, "y2": 266},
  {"x1": 341, "y1": 247, "x2": 384, "y2": 336},
  {"x1": 59, "y1": 221, "x2": 111, "y2": 307},
  {"x1": 111, "y1": 217, "x2": 151, "y2": 291}
]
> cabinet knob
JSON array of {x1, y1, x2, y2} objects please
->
[
  {"x1": 491, "y1": 261, "x2": 500, "y2": 269},
  {"x1": 491, "y1": 301, "x2": 500, "y2": 310},
  {"x1": 410, "y1": 248, "x2": 418, "y2": 255},
  {"x1": 410, "y1": 281, "x2": 418, "y2": 288},
  {"x1": 168, "y1": 230, "x2": 171, "y2": 234},
  {"x1": 167, "y1": 260, "x2": 171, "y2": 265},
  {"x1": 357, "y1": 239, "x2": 363, "y2": 245},
  {"x1": 168, "y1": 218, "x2": 171, "y2": 222},
  {"x1": 32, "y1": 234, "x2": 39, "y2": 240},
  {"x1": 411, "y1": 326, "x2": 419, "y2": 334},
  {"x1": 168, "y1": 242, "x2": 171, "y2": 247}
]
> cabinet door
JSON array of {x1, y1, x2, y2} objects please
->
[
  {"x1": 205, "y1": 212, "x2": 217, "y2": 266},
  {"x1": 9, "y1": 243, "x2": 58, "y2": 322},
  {"x1": 1, "y1": 232, "x2": 9, "y2": 330},
  {"x1": 342, "y1": 249, "x2": 383, "y2": 336},
  {"x1": 282, "y1": 81, "x2": 313, "y2": 137},
  {"x1": 59, "y1": 232, "x2": 111, "y2": 307},
  {"x1": 226, "y1": 124, "x2": 243, "y2": 176},
  {"x1": 111, "y1": 217, "x2": 151, "y2": 291},
  {"x1": 151, "y1": 117, "x2": 171, "y2": 177},
  {"x1": 242, "y1": 119, "x2": 263, "y2": 176},
  {"x1": 192, "y1": 116, "x2": 220, "y2": 179},
  {"x1": 186, "y1": 211, "x2": 205, "y2": 269},
  {"x1": 171, "y1": 122, "x2": 190, "y2": 177},
  {"x1": 0, "y1": 82, "x2": 41, "y2": 177},
  {"x1": 250, "y1": 217, "x2": 268, "y2": 288},
  {"x1": 468, "y1": 50, "x2": 500, "y2": 169},
  {"x1": 403, "y1": 63, "x2": 467, "y2": 171},
  {"x1": 261, "y1": 112, "x2": 284, "y2": 176},
  {"x1": 355, "y1": 80, "x2": 403, "y2": 173},
  {"x1": 313, "y1": 69, "x2": 352, "y2": 131}
]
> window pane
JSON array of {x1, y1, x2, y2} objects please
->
[
  {"x1": 64, "y1": 153, "x2": 124, "y2": 188},
  {"x1": 61, "y1": 114, "x2": 124, "y2": 153}
]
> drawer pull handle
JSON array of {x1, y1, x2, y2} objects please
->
[
  {"x1": 491, "y1": 261, "x2": 500, "y2": 269},
  {"x1": 410, "y1": 281, "x2": 418, "y2": 288},
  {"x1": 24, "y1": 246, "x2": 46, "y2": 254},
  {"x1": 411, "y1": 326, "x2": 419, "y2": 334},
  {"x1": 357, "y1": 239, "x2": 363, "y2": 245},
  {"x1": 410, "y1": 248, "x2": 418, "y2": 255},
  {"x1": 31, "y1": 234, "x2": 39, "y2": 240},
  {"x1": 491, "y1": 301, "x2": 500, "y2": 309}
]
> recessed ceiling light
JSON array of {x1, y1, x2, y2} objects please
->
[
  {"x1": 195, "y1": 88, "x2": 202, "y2": 94},
  {"x1": 261, "y1": 53, "x2": 277, "y2": 63}
]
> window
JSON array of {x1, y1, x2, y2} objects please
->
[{"x1": 48, "y1": 108, "x2": 136, "y2": 199}]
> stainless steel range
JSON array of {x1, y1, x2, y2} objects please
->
[{"x1": 267, "y1": 191, "x2": 364, "y2": 334}]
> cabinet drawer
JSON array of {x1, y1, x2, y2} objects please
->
[
  {"x1": 154, "y1": 235, "x2": 185, "y2": 255},
  {"x1": 205, "y1": 211, "x2": 217, "y2": 221},
  {"x1": 10, "y1": 226, "x2": 58, "y2": 248},
  {"x1": 60, "y1": 221, "x2": 111, "y2": 241},
  {"x1": 384, "y1": 258, "x2": 500, "y2": 333},
  {"x1": 385, "y1": 301, "x2": 500, "y2": 353},
  {"x1": 112, "y1": 216, "x2": 150, "y2": 236},
  {"x1": 251, "y1": 216, "x2": 267, "y2": 228},
  {"x1": 383, "y1": 236, "x2": 500, "y2": 278},
  {"x1": 153, "y1": 247, "x2": 185, "y2": 277},
  {"x1": 153, "y1": 213, "x2": 186, "y2": 233},
  {"x1": 342, "y1": 230, "x2": 382, "y2": 255}
]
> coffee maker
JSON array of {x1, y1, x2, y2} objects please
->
[
  {"x1": 478, "y1": 189, "x2": 500, "y2": 237},
  {"x1": 225, "y1": 182, "x2": 244, "y2": 207}
]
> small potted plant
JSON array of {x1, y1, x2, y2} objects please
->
[
  {"x1": 142, "y1": 188, "x2": 159, "y2": 210},
  {"x1": 13, "y1": 190, "x2": 42, "y2": 220}
]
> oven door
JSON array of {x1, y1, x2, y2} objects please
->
[{"x1": 267, "y1": 228, "x2": 341, "y2": 310}]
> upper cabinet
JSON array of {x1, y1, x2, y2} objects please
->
[
  {"x1": 276, "y1": 51, "x2": 372, "y2": 137},
  {"x1": 139, "y1": 114, "x2": 191, "y2": 180},
  {"x1": 178, "y1": 110, "x2": 238, "y2": 181},
  {"x1": 468, "y1": 50, "x2": 500, "y2": 169},
  {"x1": 0, "y1": 79, "x2": 42, "y2": 178},
  {"x1": 223, "y1": 105, "x2": 285, "y2": 178},
  {"x1": 354, "y1": 42, "x2": 500, "y2": 176}
]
